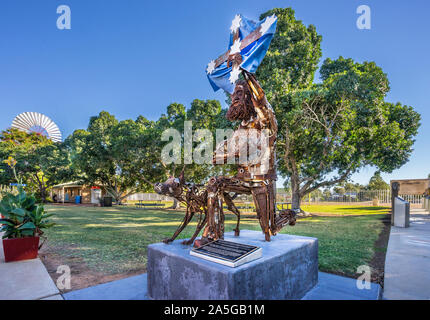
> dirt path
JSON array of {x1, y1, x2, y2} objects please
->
[
  {"x1": 39, "y1": 250, "x2": 145, "y2": 293},
  {"x1": 369, "y1": 215, "x2": 391, "y2": 286}
]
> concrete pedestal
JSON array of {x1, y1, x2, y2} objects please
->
[{"x1": 147, "y1": 230, "x2": 318, "y2": 300}]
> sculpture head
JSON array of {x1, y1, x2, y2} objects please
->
[
  {"x1": 154, "y1": 168, "x2": 186, "y2": 198},
  {"x1": 226, "y1": 80, "x2": 256, "y2": 122}
]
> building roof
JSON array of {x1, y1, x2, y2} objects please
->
[
  {"x1": 390, "y1": 178, "x2": 430, "y2": 182},
  {"x1": 52, "y1": 181, "x2": 84, "y2": 188}
]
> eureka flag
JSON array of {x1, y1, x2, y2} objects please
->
[{"x1": 206, "y1": 14, "x2": 278, "y2": 94}]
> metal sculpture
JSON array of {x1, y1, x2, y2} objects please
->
[
  {"x1": 154, "y1": 168, "x2": 242, "y2": 246},
  {"x1": 155, "y1": 14, "x2": 296, "y2": 246},
  {"x1": 11, "y1": 112, "x2": 62, "y2": 142}
]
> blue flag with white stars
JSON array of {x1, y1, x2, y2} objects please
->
[{"x1": 206, "y1": 14, "x2": 278, "y2": 94}]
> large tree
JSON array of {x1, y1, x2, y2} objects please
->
[
  {"x1": 154, "y1": 100, "x2": 234, "y2": 208},
  {"x1": 67, "y1": 111, "x2": 163, "y2": 204},
  {"x1": 185, "y1": 99, "x2": 235, "y2": 181},
  {"x1": 0, "y1": 128, "x2": 72, "y2": 202},
  {"x1": 256, "y1": 8, "x2": 421, "y2": 210},
  {"x1": 366, "y1": 171, "x2": 390, "y2": 190}
]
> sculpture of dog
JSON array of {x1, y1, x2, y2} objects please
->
[{"x1": 154, "y1": 168, "x2": 242, "y2": 246}]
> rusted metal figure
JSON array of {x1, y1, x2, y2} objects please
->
[
  {"x1": 154, "y1": 168, "x2": 242, "y2": 245},
  {"x1": 201, "y1": 70, "x2": 296, "y2": 244},
  {"x1": 155, "y1": 70, "x2": 296, "y2": 246}
]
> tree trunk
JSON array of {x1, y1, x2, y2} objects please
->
[
  {"x1": 290, "y1": 173, "x2": 311, "y2": 216},
  {"x1": 32, "y1": 174, "x2": 47, "y2": 203},
  {"x1": 290, "y1": 174, "x2": 301, "y2": 211},
  {"x1": 36, "y1": 183, "x2": 47, "y2": 203},
  {"x1": 114, "y1": 193, "x2": 123, "y2": 205},
  {"x1": 105, "y1": 187, "x2": 120, "y2": 205},
  {"x1": 170, "y1": 198, "x2": 181, "y2": 209},
  {"x1": 40, "y1": 188, "x2": 47, "y2": 203},
  {"x1": 291, "y1": 190, "x2": 301, "y2": 211}
]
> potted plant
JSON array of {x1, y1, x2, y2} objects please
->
[{"x1": 0, "y1": 157, "x2": 54, "y2": 262}]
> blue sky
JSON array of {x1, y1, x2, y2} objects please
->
[{"x1": 0, "y1": 0, "x2": 429, "y2": 187}]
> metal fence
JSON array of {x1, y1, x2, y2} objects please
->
[
  {"x1": 126, "y1": 193, "x2": 173, "y2": 202},
  {"x1": 126, "y1": 189, "x2": 426, "y2": 206},
  {"x1": 399, "y1": 194, "x2": 425, "y2": 204},
  {"x1": 301, "y1": 190, "x2": 392, "y2": 204},
  {"x1": 281, "y1": 189, "x2": 425, "y2": 205}
]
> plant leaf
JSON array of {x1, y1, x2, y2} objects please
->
[
  {"x1": 20, "y1": 229, "x2": 34, "y2": 236},
  {"x1": 11, "y1": 208, "x2": 27, "y2": 217},
  {"x1": 0, "y1": 219, "x2": 15, "y2": 227},
  {"x1": 0, "y1": 203, "x2": 11, "y2": 215},
  {"x1": 17, "y1": 221, "x2": 36, "y2": 230}
]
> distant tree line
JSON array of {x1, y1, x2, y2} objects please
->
[{"x1": 0, "y1": 99, "x2": 233, "y2": 204}]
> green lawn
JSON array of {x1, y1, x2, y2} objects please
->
[
  {"x1": 125, "y1": 202, "x2": 390, "y2": 215},
  {"x1": 301, "y1": 204, "x2": 390, "y2": 215},
  {"x1": 43, "y1": 205, "x2": 389, "y2": 278}
]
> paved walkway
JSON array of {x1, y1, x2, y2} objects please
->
[
  {"x1": 0, "y1": 235, "x2": 62, "y2": 300},
  {"x1": 63, "y1": 271, "x2": 380, "y2": 300},
  {"x1": 64, "y1": 274, "x2": 148, "y2": 300},
  {"x1": 302, "y1": 272, "x2": 380, "y2": 300},
  {"x1": 383, "y1": 208, "x2": 430, "y2": 300}
]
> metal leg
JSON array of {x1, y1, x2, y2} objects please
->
[
  {"x1": 203, "y1": 181, "x2": 220, "y2": 241},
  {"x1": 224, "y1": 192, "x2": 241, "y2": 236},
  {"x1": 182, "y1": 214, "x2": 207, "y2": 245},
  {"x1": 251, "y1": 185, "x2": 271, "y2": 241},
  {"x1": 163, "y1": 209, "x2": 195, "y2": 244}
]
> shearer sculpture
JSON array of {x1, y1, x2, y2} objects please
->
[{"x1": 154, "y1": 14, "x2": 296, "y2": 247}]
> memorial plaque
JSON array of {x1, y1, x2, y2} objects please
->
[{"x1": 190, "y1": 239, "x2": 262, "y2": 267}]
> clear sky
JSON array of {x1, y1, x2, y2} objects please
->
[{"x1": 0, "y1": 0, "x2": 429, "y2": 187}]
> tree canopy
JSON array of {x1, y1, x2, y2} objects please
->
[
  {"x1": 156, "y1": 99, "x2": 234, "y2": 182},
  {"x1": 366, "y1": 171, "x2": 390, "y2": 190},
  {"x1": 256, "y1": 7, "x2": 420, "y2": 209},
  {"x1": 0, "y1": 128, "x2": 72, "y2": 202},
  {"x1": 67, "y1": 111, "x2": 163, "y2": 204}
]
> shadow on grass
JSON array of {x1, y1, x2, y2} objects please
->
[{"x1": 338, "y1": 206, "x2": 389, "y2": 211}]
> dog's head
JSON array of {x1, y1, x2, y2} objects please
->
[{"x1": 154, "y1": 168, "x2": 186, "y2": 198}]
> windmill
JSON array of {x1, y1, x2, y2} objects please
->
[{"x1": 11, "y1": 112, "x2": 62, "y2": 143}]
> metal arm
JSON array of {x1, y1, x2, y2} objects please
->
[{"x1": 242, "y1": 70, "x2": 278, "y2": 137}]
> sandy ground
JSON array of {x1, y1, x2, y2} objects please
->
[{"x1": 39, "y1": 250, "x2": 145, "y2": 293}]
